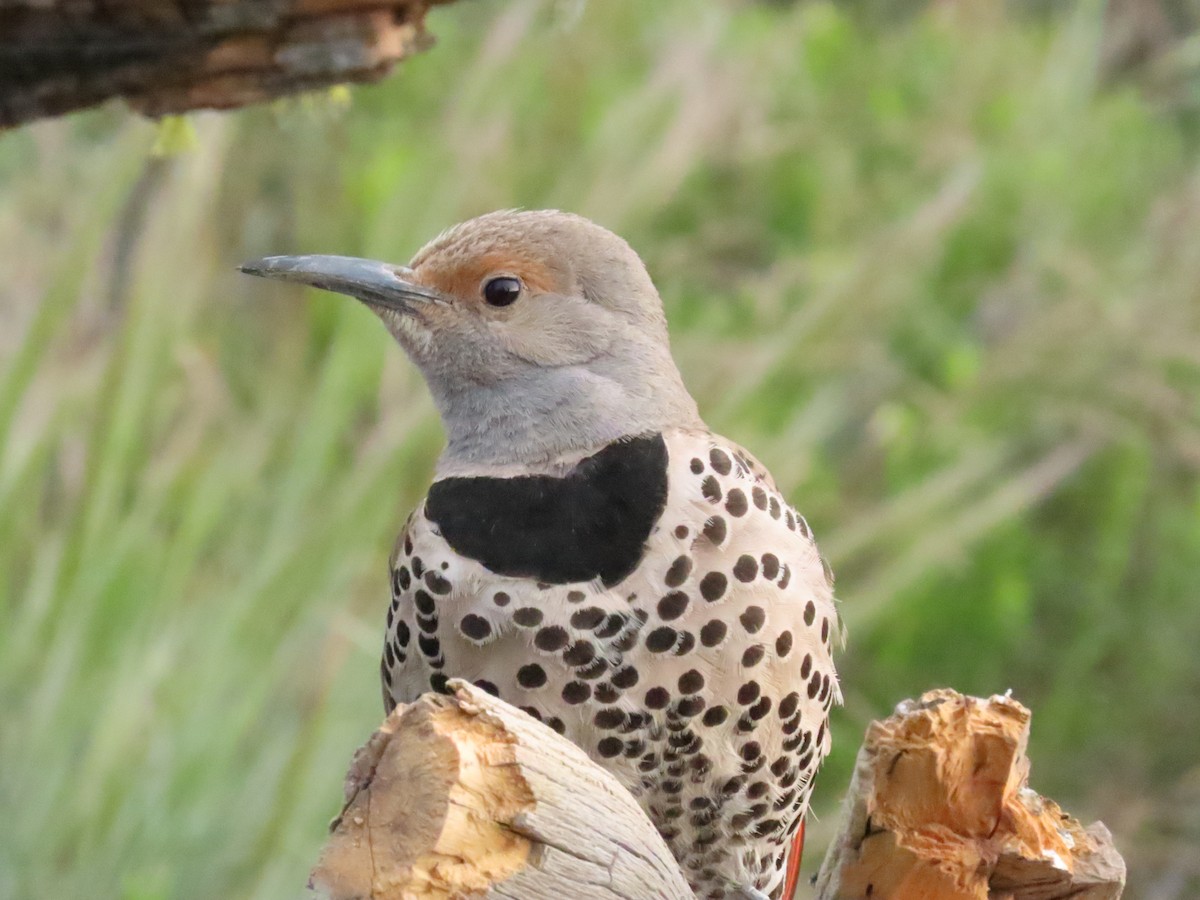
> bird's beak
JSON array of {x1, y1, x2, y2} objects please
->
[{"x1": 238, "y1": 255, "x2": 443, "y2": 314}]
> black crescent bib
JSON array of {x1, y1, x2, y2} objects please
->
[{"x1": 425, "y1": 434, "x2": 669, "y2": 587}]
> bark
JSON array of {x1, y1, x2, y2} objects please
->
[{"x1": 0, "y1": 0, "x2": 455, "y2": 127}]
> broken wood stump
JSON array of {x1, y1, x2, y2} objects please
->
[
  {"x1": 309, "y1": 683, "x2": 1126, "y2": 899},
  {"x1": 310, "y1": 679, "x2": 696, "y2": 900},
  {"x1": 813, "y1": 690, "x2": 1126, "y2": 900}
]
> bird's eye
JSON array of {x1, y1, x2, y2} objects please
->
[{"x1": 482, "y1": 276, "x2": 522, "y2": 307}]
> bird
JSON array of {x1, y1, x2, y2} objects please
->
[{"x1": 241, "y1": 209, "x2": 841, "y2": 900}]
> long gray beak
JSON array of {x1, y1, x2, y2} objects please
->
[{"x1": 238, "y1": 255, "x2": 442, "y2": 314}]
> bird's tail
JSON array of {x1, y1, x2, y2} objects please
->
[{"x1": 781, "y1": 818, "x2": 804, "y2": 900}]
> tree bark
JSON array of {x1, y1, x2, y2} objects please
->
[
  {"x1": 813, "y1": 690, "x2": 1126, "y2": 900},
  {"x1": 0, "y1": 0, "x2": 455, "y2": 127}
]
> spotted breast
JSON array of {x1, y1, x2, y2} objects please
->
[{"x1": 380, "y1": 428, "x2": 841, "y2": 900}]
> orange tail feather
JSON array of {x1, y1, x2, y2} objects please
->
[{"x1": 781, "y1": 818, "x2": 805, "y2": 899}]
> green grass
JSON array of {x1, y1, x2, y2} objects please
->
[{"x1": 2, "y1": 1, "x2": 1199, "y2": 897}]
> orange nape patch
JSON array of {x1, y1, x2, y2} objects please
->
[{"x1": 414, "y1": 251, "x2": 562, "y2": 302}]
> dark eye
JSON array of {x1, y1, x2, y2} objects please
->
[{"x1": 483, "y1": 276, "x2": 522, "y2": 307}]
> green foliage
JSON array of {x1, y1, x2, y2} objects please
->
[{"x1": 2, "y1": 1, "x2": 1198, "y2": 896}]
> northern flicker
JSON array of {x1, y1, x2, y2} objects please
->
[{"x1": 241, "y1": 210, "x2": 841, "y2": 900}]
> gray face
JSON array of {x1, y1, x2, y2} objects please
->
[{"x1": 241, "y1": 210, "x2": 702, "y2": 472}]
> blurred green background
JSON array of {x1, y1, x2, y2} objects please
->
[{"x1": 2, "y1": 0, "x2": 1199, "y2": 897}]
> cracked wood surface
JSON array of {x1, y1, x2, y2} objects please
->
[
  {"x1": 310, "y1": 679, "x2": 696, "y2": 900},
  {"x1": 813, "y1": 690, "x2": 1126, "y2": 900},
  {"x1": 0, "y1": 0, "x2": 456, "y2": 126}
]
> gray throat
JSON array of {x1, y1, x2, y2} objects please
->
[{"x1": 431, "y1": 365, "x2": 703, "y2": 476}]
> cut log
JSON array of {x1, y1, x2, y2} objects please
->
[
  {"x1": 0, "y1": 0, "x2": 457, "y2": 127},
  {"x1": 813, "y1": 690, "x2": 1126, "y2": 900},
  {"x1": 310, "y1": 679, "x2": 696, "y2": 900}
]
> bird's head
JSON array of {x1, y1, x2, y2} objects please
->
[{"x1": 241, "y1": 209, "x2": 702, "y2": 473}]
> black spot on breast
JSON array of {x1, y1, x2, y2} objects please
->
[
  {"x1": 776, "y1": 630, "x2": 793, "y2": 657},
  {"x1": 738, "y1": 681, "x2": 761, "y2": 705},
  {"x1": 513, "y1": 607, "x2": 543, "y2": 627},
  {"x1": 518, "y1": 663, "x2": 547, "y2": 688},
  {"x1": 742, "y1": 644, "x2": 766, "y2": 667},
  {"x1": 749, "y1": 696, "x2": 772, "y2": 720},
  {"x1": 418, "y1": 634, "x2": 440, "y2": 659},
  {"x1": 595, "y1": 682, "x2": 620, "y2": 703},
  {"x1": 677, "y1": 696, "x2": 706, "y2": 717},
  {"x1": 699, "y1": 571, "x2": 727, "y2": 602},
  {"x1": 740, "y1": 605, "x2": 766, "y2": 633},
  {"x1": 414, "y1": 589, "x2": 436, "y2": 616},
  {"x1": 725, "y1": 489, "x2": 748, "y2": 517},
  {"x1": 733, "y1": 554, "x2": 759, "y2": 582},
  {"x1": 645, "y1": 686, "x2": 671, "y2": 709},
  {"x1": 535, "y1": 625, "x2": 569, "y2": 651},
  {"x1": 657, "y1": 591, "x2": 690, "y2": 620},
  {"x1": 673, "y1": 631, "x2": 696, "y2": 656},
  {"x1": 595, "y1": 613, "x2": 626, "y2": 638},
  {"x1": 664, "y1": 555, "x2": 692, "y2": 587},
  {"x1": 779, "y1": 691, "x2": 800, "y2": 719},
  {"x1": 425, "y1": 571, "x2": 452, "y2": 594},
  {"x1": 611, "y1": 665, "x2": 639, "y2": 688},
  {"x1": 563, "y1": 640, "x2": 596, "y2": 667},
  {"x1": 646, "y1": 626, "x2": 677, "y2": 653},
  {"x1": 459, "y1": 614, "x2": 491, "y2": 641},
  {"x1": 571, "y1": 606, "x2": 606, "y2": 629},
  {"x1": 595, "y1": 707, "x2": 626, "y2": 729},
  {"x1": 703, "y1": 516, "x2": 727, "y2": 545},
  {"x1": 425, "y1": 434, "x2": 668, "y2": 587},
  {"x1": 700, "y1": 620, "x2": 727, "y2": 647},
  {"x1": 562, "y1": 681, "x2": 591, "y2": 704},
  {"x1": 597, "y1": 736, "x2": 624, "y2": 758},
  {"x1": 576, "y1": 658, "x2": 609, "y2": 680},
  {"x1": 678, "y1": 669, "x2": 705, "y2": 693}
]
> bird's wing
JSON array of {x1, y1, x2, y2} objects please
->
[
  {"x1": 663, "y1": 429, "x2": 841, "y2": 895},
  {"x1": 379, "y1": 513, "x2": 432, "y2": 713}
]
